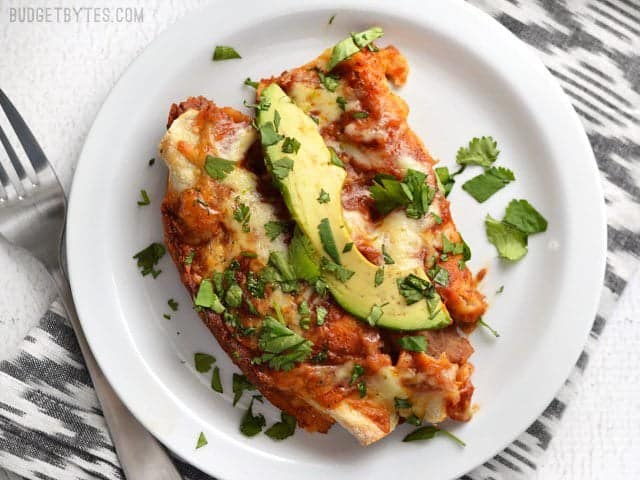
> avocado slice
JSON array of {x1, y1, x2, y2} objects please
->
[{"x1": 257, "y1": 84, "x2": 451, "y2": 331}]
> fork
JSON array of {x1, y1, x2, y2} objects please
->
[{"x1": 0, "y1": 89, "x2": 183, "y2": 480}]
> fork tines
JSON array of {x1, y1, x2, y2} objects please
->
[{"x1": 0, "y1": 88, "x2": 50, "y2": 201}]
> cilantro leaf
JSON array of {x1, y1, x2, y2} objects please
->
[
  {"x1": 399, "y1": 335, "x2": 428, "y2": 352},
  {"x1": 168, "y1": 299, "x2": 179, "y2": 311},
  {"x1": 213, "y1": 45, "x2": 241, "y2": 61},
  {"x1": 271, "y1": 157, "x2": 294, "y2": 181},
  {"x1": 394, "y1": 397, "x2": 412, "y2": 410},
  {"x1": 485, "y1": 215, "x2": 528, "y2": 261},
  {"x1": 239, "y1": 399, "x2": 266, "y2": 437},
  {"x1": 350, "y1": 364, "x2": 365, "y2": 385},
  {"x1": 429, "y1": 265, "x2": 450, "y2": 286},
  {"x1": 317, "y1": 70, "x2": 340, "y2": 92},
  {"x1": 259, "y1": 121, "x2": 283, "y2": 146},
  {"x1": 204, "y1": 155, "x2": 235, "y2": 180},
  {"x1": 185, "y1": 251, "x2": 195, "y2": 265},
  {"x1": 442, "y1": 234, "x2": 470, "y2": 260},
  {"x1": 402, "y1": 426, "x2": 466, "y2": 446},
  {"x1": 264, "y1": 412, "x2": 297, "y2": 440},
  {"x1": 366, "y1": 304, "x2": 384, "y2": 326},
  {"x1": 374, "y1": 267, "x2": 384, "y2": 287},
  {"x1": 478, "y1": 318, "x2": 500, "y2": 337},
  {"x1": 315, "y1": 306, "x2": 328, "y2": 325},
  {"x1": 435, "y1": 166, "x2": 455, "y2": 197},
  {"x1": 233, "y1": 202, "x2": 251, "y2": 232},
  {"x1": 194, "y1": 352, "x2": 216, "y2": 373},
  {"x1": 370, "y1": 174, "x2": 409, "y2": 214},
  {"x1": 318, "y1": 218, "x2": 341, "y2": 264},
  {"x1": 342, "y1": 242, "x2": 354, "y2": 253},
  {"x1": 382, "y1": 244, "x2": 395, "y2": 265},
  {"x1": 462, "y1": 167, "x2": 515, "y2": 202},
  {"x1": 320, "y1": 257, "x2": 355, "y2": 282},
  {"x1": 211, "y1": 366, "x2": 223, "y2": 393},
  {"x1": 196, "y1": 432, "x2": 208, "y2": 449},
  {"x1": 282, "y1": 137, "x2": 301, "y2": 154},
  {"x1": 246, "y1": 271, "x2": 265, "y2": 298},
  {"x1": 225, "y1": 284, "x2": 243, "y2": 308},
  {"x1": 317, "y1": 189, "x2": 330, "y2": 204},
  {"x1": 133, "y1": 242, "x2": 166, "y2": 278},
  {"x1": 137, "y1": 189, "x2": 150, "y2": 206},
  {"x1": 336, "y1": 96, "x2": 347, "y2": 111},
  {"x1": 264, "y1": 220, "x2": 290, "y2": 241},
  {"x1": 194, "y1": 279, "x2": 225, "y2": 313},
  {"x1": 327, "y1": 27, "x2": 384, "y2": 70},
  {"x1": 328, "y1": 147, "x2": 345, "y2": 168},
  {"x1": 244, "y1": 77, "x2": 258, "y2": 89},
  {"x1": 456, "y1": 136, "x2": 499, "y2": 168},
  {"x1": 352, "y1": 111, "x2": 369, "y2": 119},
  {"x1": 253, "y1": 317, "x2": 313, "y2": 371},
  {"x1": 232, "y1": 374, "x2": 256, "y2": 406},
  {"x1": 503, "y1": 199, "x2": 548, "y2": 234},
  {"x1": 397, "y1": 274, "x2": 436, "y2": 305}
]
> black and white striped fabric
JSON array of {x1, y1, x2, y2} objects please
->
[{"x1": 1, "y1": 1, "x2": 639, "y2": 478}]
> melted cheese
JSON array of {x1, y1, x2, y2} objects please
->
[{"x1": 288, "y1": 83, "x2": 343, "y2": 126}]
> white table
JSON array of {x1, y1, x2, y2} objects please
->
[{"x1": 0, "y1": 1, "x2": 638, "y2": 478}]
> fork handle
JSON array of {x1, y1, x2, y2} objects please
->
[{"x1": 50, "y1": 267, "x2": 183, "y2": 480}]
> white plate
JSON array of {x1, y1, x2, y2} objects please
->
[{"x1": 66, "y1": 1, "x2": 606, "y2": 479}]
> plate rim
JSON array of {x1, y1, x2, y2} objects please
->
[{"x1": 66, "y1": 0, "x2": 607, "y2": 478}]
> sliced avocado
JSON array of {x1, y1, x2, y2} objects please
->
[{"x1": 257, "y1": 84, "x2": 451, "y2": 331}]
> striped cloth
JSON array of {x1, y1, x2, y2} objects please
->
[{"x1": 1, "y1": 1, "x2": 639, "y2": 478}]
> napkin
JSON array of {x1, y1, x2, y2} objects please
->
[{"x1": 1, "y1": 0, "x2": 639, "y2": 478}]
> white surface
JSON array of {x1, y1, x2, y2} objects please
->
[
  {"x1": 66, "y1": 0, "x2": 605, "y2": 479},
  {"x1": 0, "y1": 1, "x2": 633, "y2": 479}
]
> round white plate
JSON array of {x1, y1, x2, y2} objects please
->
[{"x1": 67, "y1": 1, "x2": 606, "y2": 479}]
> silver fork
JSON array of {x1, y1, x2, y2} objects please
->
[{"x1": 0, "y1": 89, "x2": 183, "y2": 480}]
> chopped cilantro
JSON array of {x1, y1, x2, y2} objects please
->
[
  {"x1": 317, "y1": 70, "x2": 340, "y2": 92},
  {"x1": 316, "y1": 306, "x2": 328, "y2": 326},
  {"x1": 370, "y1": 169, "x2": 434, "y2": 218},
  {"x1": 382, "y1": 244, "x2": 395, "y2": 264},
  {"x1": 429, "y1": 265, "x2": 450, "y2": 286},
  {"x1": 456, "y1": 136, "x2": 499, "y2": 168},
  {"x1": 366, "y1": 304, "x2": 384, "y2": 327},
  {"x1": 317, "y1": 189, "x2": 330, "y2": 204},
  {"x1": 168, "y1": 298, "x2": 178, "y2": 311},
  {"x1": 462, "y1": 167, "x2": 515, "y2": 202},
  {"x1": 320, "y1": 257, "x2": 355, "y2": 282},
  {"x1": 244, "y1": 77, "x2": 258, "y2": 89},
  {"x1": 264, "y1": 412, "x2": 296, "y2": 440},
  {"x1": 350, "y1": 364, "x2": 365, "y2": 384},
  {"x1": 403, "y1": 426, "x2": 466, "y2": 446},
  {"x1": 336, "y1": 96, "x2": 347, "y2": 111},
  {"x1": 503, "y1": 199, "x2": 548, "y2": 234},
  {"x1": 397, "y1": 274, "x2": 436, "y2": 305},
  {"x1": 239, "y1": 399, "x2": 266, "y2": 437},
  {"x1": 352, "y1": 111, "x2": 369, "y2": 119},
  {"x1": 211, "y1": 366, "x2": 223, "y2": 393},
  {"x1": 253, "y1": 317, "x2": 313, "y2": 371},
  {"x1": 163, "y1": 313, "x2": 171, "y2": 320},
  {"x1": 259, "y1": 121, "x2": 283, "y2": 146},
  {"x1": 273, "y1": 110, "x2": 281, "y2": 131},
  {"x1": 406, "y1": 414, "x2": 421, "y2": 426},
  {"x1": 403, "y1": 169, "x2": 435, "y2": 219},
  {"x1": 394, "y1": 397, "x2": 412, "y2": 410},
  {"x1": 298, "y1": 301, "x2": 310, "y2": 316},
  {"x1": 204, "y1": 155, "x2": 235, "y2": 181},
  {"x1": 478, "y1": 318, "x2": 500, "y2": 337},
  {"x1": 137, "y1": 189, "x2": 150, "y2": 206},
  {"x1": 225, "y1": 284, "x2": 244, "y2": 308},
  {"x1": 232, "y1": 374, "x2": 256, "y2": 406},
  {"x1": 318, "y1": 218, "x2": 341, "y2": 264},
  {"x1": 342, "y1": 242, "x2": 354, "y2": 253},
  {"x1": 213, "y1": 45, "x2": 241, "y2": 61},
  {"x1": 271, "y1": 157, "x2": 294, "y2": 181},
  {"x1": 282, "y1": 137, "x2": 301, "y2": 154},
  {"x1": 328, "y1": 13, "x2": 336, "y2": 24},
  {"x1": 399, "y1": 335, "x2": 428, "y2": 352},
  {"x1": 264, "y1": 220, "x2": 290, "y2": 241},
  {"x1": 431, "y1": 212, "x2": 443, "y2": 224},
  {"x1": 233, "y1": 202, "x2": 251, "y2": 232},
  {"x1": 374, "y1": 267, "x2": 384, "y2": 287},
  {"x1": 148, "y1": 158, "x2": 155, "y2": 166},
  {"x1": 370, "y1": 174, "x2": 408, "y2": 214},
  {"x1": 185, "y1": 251, "x2": 195, "y2": 265},
  {"x1": 194, "y1": 279, "x2": 225, "y2": 313},
  {"x1": 496, "y1": 285, "x2": 504, "y2": 294},
  {"x1": 485, "y1": 215, "x2": 528, "y2": 261},
  {"x1": 194, "y1": 352, "x2": 216, "y2": 373},
  {"x1": 133, "y1": 242, "x2": 165, "y2": 278},
  {"x1": 314, "y1": 278, "x2": 329, "y2": 296},
  {"x1": 196, "y1": 432, "x2": 208, "y2": 449},
  {"x1": 327, "y1": 27, "x2": 384, "y2": 70},
  {"x1": 328, "y1": 147, "x2": 345, "y2": 168}
]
